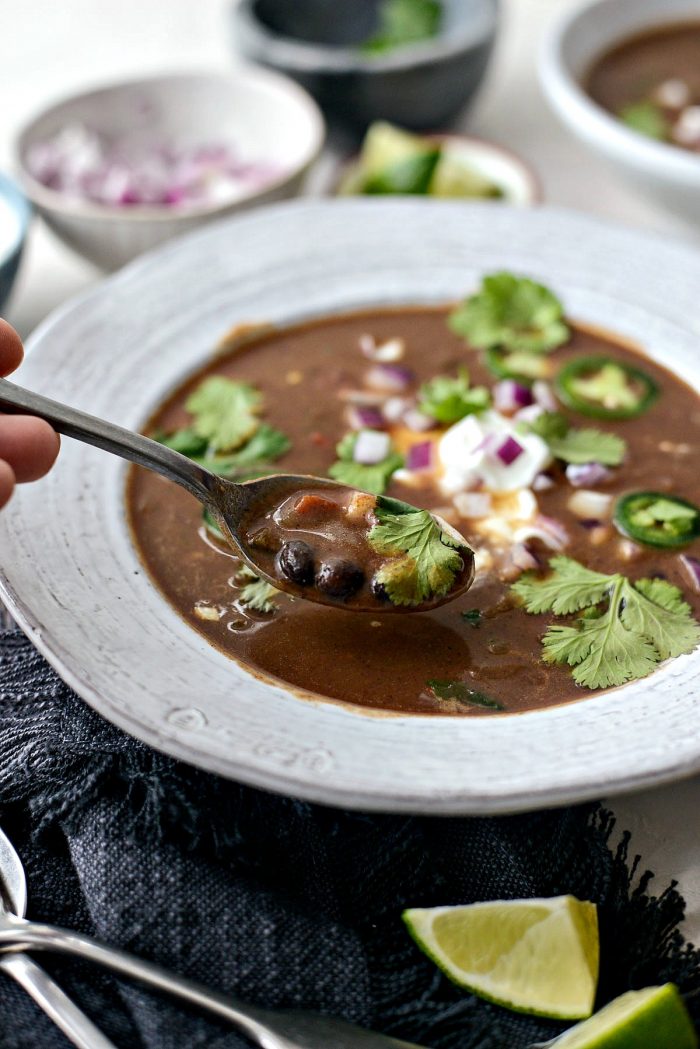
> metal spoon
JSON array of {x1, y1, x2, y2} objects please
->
[
  {"x1": 0, "y1": 827, "x2": 424, "y2": 1049},
  {"x1": 0, "y1": 378, "x2": 473, "y2": 614},
  {"x1": 0, "y1": 829, "x2": 118, "y2": 1049}
]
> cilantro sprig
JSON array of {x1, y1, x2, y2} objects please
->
[
  {"x1": 185, "y1": 377, "x2": 263, "y2": 452},
  {"x1": 236, "y1": 565, "x2": 281, "y2": 615},
  {"x1": 362, "y1": 0, "x2": 442, "y2": 54},
  {"x1": 328, "y1": 433, "x2": 403, "y2": 495},
  {"x1": 368, "y1": 496, "x2": 468, "y2": 606},
  {"x1": 449, "y1": 273, "x2": 570, "y2": 355},
  {"x1": 418, "y1": 367, "x2": 490, "y2": 423},
  {"x1": 512, "y1": 556, "x2": 700, "y2": 689},
  {"x1": 427, "y1": 679, "x2": 503, "y2": 711},
  {"x1": 528, "y1": 411, "x2": 626, "y2": 466}
]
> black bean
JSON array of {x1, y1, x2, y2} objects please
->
[
  {"x1": 277, "y1": 541, "x2": 315, "y2": 586},
  {"x1": 370, "y1": 576, "x2": 389, "y2": 602},
  {"x1": 316, "y1": 559, "x2": 364, "y2": 599}
]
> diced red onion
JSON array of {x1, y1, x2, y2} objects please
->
[
  {"x1": 511, "y1": 543, "x2": 540, "y2": 572},
  {"x1": 533, "y1": 472, "x2": 555, "y2": 492},
  {"x1": 532, "y1": 381, "x2": 558, "y2": 412},
  {"x1": 493, "y1": 435, "x2": 525, "y2": 466},
  {"x1": 406, "y1": 441, "x2": 434, "y2": 472},
  {"x1": 382, "y1": 396, "x2": 411, "y2": 422},
  {"x1": 579, "y1": 518, "x2": 602, "y2": 530},
  {"x1": 515, "y1": 515, "x2": 570, "y2": 550},
  {"x1": 353, "y1": 429, "x2": 391, "y2": 465},
  {"x1": 680, "y1": 554, "x2": 700, "y2": 593},
  {"x1": 25, "y1": 122, "x2": 282, "y2": 209},
  {"x1": 339, "y1": 388, "x2": 386, "y2": 406},
  {"x1": 347, "y1": 405, "x2": 386, "y2": 431},
  {"x1": 366, "y1": 363, "x2": 415, "y2": 392},
  {"x1": 565, "y1": 462, "x2": 611, "y2": 488},
  {"x1": 403, "y1": 408, "x2": 434, "y2": 432},
  {"x1": 568, "y1": 489, "x2": 613, "y2": 519},
  {"x1": 493, "y1": 380, "x2": 533, "y2": 413},
  {"x1": 359, "y1": 334, "x2": 405, "y2": 362},
  {"x1": 514, "y1": 403, "x2": 545, "y2": 425}
]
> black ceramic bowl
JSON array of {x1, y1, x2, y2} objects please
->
[{"x1": 230, "y1": 0, "x2": 500, "y2": 132}]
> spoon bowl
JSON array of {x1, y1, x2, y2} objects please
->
[{"x1": 0, "y1": 378, "x2": 474, "y2": 614}]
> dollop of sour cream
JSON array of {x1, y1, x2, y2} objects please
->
[{"x1": 438, "y1": 410, "x2": 552, "y2": 494}]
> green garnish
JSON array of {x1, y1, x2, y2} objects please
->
[
  {"x1": 237, "y1": 565, "x2": 280, "y2": 614},
  {"x1": 427, "y1": 679, "x2": 503, "y2": 711},
  {"x1": 449, "y1": 273, "x2": 570, "y2": 355},
  {"x1": 555, "y1": 356, "x2": 659, "y2": 420},
  {"x1": 362, "y1": 0, "x2": 442, "y2": 55},
  {"x1": 512, "y1": 556, "x2": 700, "y2": 689},
  {"x1": 418, "y1": 367, "x2": 490, "y2": 423},
  {"x1": 461, "y1": 609, "x2": 483, "y2": 628},
  {"x1": 185, "y1": 377, "x2": 263, "y2": 452},
  {"x1": 614, "y1": 492, "x2": 700, "y2": 549},
  {"x1": 328, "y1": 432, "x2": 403, "y2": 495},
  {"x1": 527, "y1": 411, "x2": 626, "y2": 466},
  {"x1": 363, "y1": 150, "x2": 441, "y2": 195},
  {"x1": 619, "y1": 101, "x2": 668, "y2": 141},
  {"x1": 368, "y1": 496, "x2": 467, "y2": 606},
  {"x1": 191, "y1": 425, "x2": 291, "y2": 476}
]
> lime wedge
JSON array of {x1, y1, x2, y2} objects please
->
[
  {"x1": 403, "y1": 895, "x2": 599, "y2": 1019},
  {"x1": 429, "y1": 150, "x2": 503, "y2": 199},
  {"x1": 363, "y1": 150, "x2": 441, "y2": 195},
  {"x1": 359, "y1": 121, "x2": 436, "y2": 177},
  {"x1": 550, "y1": 984, "x2": 697, "y2": 1048}
]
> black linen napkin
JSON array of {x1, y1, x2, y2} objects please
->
[{"x1": 0, "y1": 626, "x2": 699, "y2": 1049}]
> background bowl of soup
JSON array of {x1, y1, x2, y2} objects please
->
[
  {"x1": 0, "y1": 173, "x2": 30, "y2": 313},
  {"x1": 540, "y1": 0, "x2": 700, "y2": 225}
]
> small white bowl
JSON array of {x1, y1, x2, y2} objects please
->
[
  {"x1": 540, "y1": 0, "x2": 700, "y2": 225},
  {"x1": 16, "y1": 70, "x2": 325, "y2": 271}
]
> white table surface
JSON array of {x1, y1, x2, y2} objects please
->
[{"x1": 2, "y1": 0, "x2": 700, "y2": 938}]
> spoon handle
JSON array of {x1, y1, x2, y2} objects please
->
[
  {"x1": 0, "y1": 378, "x2": 217, "y2": 507},
  {"x1": 0, "y1": 921, "x2": 278, "y2": 1047},
  {"x1": 0, "y1": 953, "x2": 118, "y2": 1049}
]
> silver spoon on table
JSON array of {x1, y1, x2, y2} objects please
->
[
  {"x1": 0, "y1": 830, "x2": 118, "y2": 1049},
  {"x1": 0, "y1": 826, "x2": 424, "y2": 1049},
  {"x1": 0, "y1": 378, "x2": 473, "y2": 614}
]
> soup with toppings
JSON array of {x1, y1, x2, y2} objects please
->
[
  {"x1": 587, "y1": 22, "x2": 700, "y2": 151},
  {"x1": 127, "y1": 275, "x2": 700, "y2": 716}
]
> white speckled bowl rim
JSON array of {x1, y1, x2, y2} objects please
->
[{"x1": 3, "y1": 199, "x2": 700, "y2": 815}]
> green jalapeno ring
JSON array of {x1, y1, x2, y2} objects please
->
[
  {"x1": 614, "y1": 491, "x2": 700, "y2": 549},
  {"x1": 555, "y1": 355, "x2": 659, "y2": 420}
]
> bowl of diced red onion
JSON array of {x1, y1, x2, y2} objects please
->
[{"x1": 15, "y1": 70, "x2": 325, "y2": 271}]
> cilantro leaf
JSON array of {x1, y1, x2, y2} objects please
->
[
  {"x1": 548, "y1": 428, "x2": 626, "y2": 466},
  {"x1": 619, "y1": 101, "x2": 668, "y2": 140},
  {"x1": 513, "y1": 557, "x2": 700, "y2": 689},
  {"x1": 362, "y1": 0, "x2": 442, "y2": 54},
  {"x1": 427, "y1": 679, "x2": 503, "y2": 711},
  {"x1": 512, "y1": 556, "x2": 614, "y2": 615},
  {"x1": 191, "y1": 425, "x2": 291, "y2": 475},
  {"x1": 449, "y1": 272, "x2": 570, "y2": 354},
  {"x1": 368, "y1": 497, "x2": 467, "y2": 606},
  {"x1": 527, "y1": 411, "x2": 626, "y2": 466},
  {"x1": 418, "y1": 367, "x2": 490, "y2": 423},
  {"x1": 186, "y1": 377, "x2": 263, "y2": 452},
  {"x1": 156, "y1": 428, "x2": 208, "y2": 456},
  {"x1": 237, "y1": 565, "x2": 280, "y2": 614},
  {"x1": 328, "y1": 432, "x2": 403, "y2": 495}
]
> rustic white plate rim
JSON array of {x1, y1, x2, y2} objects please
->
[{"x1": 3, "y1": 199, "x2": 700, "y2": 814}]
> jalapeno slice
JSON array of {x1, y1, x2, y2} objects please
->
[
  {"x1": 555, "y1": 355, "x2": 658, "y2": 420},
  {"x1": 614, "y1": 492, "x2": 700, "y2": 548},
  {"x1": 485, "y1": 346, "x2": 554, "y2": 383}
]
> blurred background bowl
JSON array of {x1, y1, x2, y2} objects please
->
[
  {"x1": 16, "y1": 70, "x2": 325, "y2": 272},
  {"x1": 540, "y1": 0, "x2": 700, "y2": 225},
  {"x1": 0, "y1": 173, "x2": 30, "y2": 313},
  {"x1": 230, "y1": 0, "x2": 500, "y2": 132}
]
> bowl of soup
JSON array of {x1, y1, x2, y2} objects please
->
[
  {"x1": 540, "y1": 0, "x2": 700, "y2": 224},
  {"x1": 3, "y1": 199, "x2": 700, "y2": 813}
]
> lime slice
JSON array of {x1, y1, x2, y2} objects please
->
[
  {"x1": 550, "y1": 984, "x2": 697, "y2": 1048},
  {"x1": 363, "y1": 150, "x2": 441, "y2": 195},
  {"x1": 359, "y1": 121, "x2": 436, "y2": 177},
  {"x1": 429, "y1": 150, "x2": 503, "y2": 199},
  {"x1": 403, "y1": 895, "x2": 598, "y2": 1019}
]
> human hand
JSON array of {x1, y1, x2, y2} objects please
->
[{"x1": 0, "y1": 319, "x2": 60, "y2": 509}]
